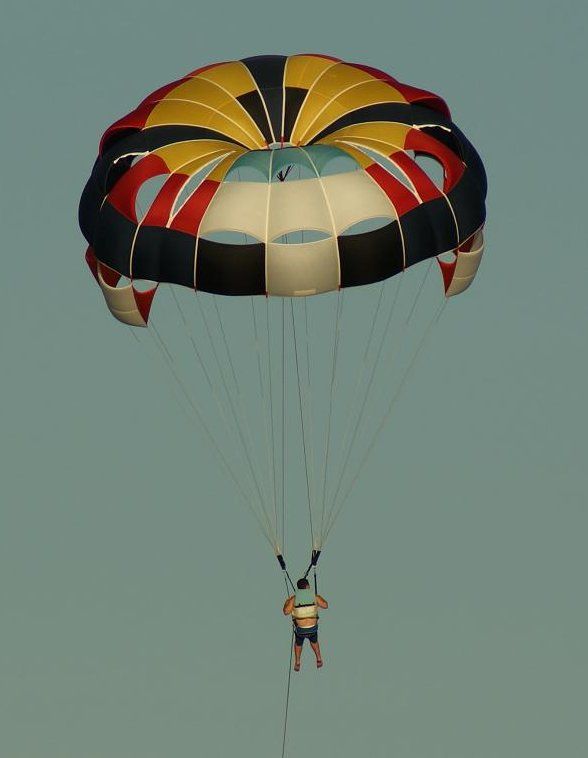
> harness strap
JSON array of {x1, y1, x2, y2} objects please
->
[
  {"x1": 277, "y1": 551, "x2": 321, "y2": 595},
  {"x1": 276, "y1": 553, "x2": 296, "y2": 593}
]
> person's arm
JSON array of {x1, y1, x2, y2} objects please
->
[
  {"x1": 283, "y1": 596, "x2": 295, "y2": 615},
  {"x1": 316, "y1": 594, "x2": 328, "y2": 609}
]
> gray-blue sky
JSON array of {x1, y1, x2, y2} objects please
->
[{"x1": 1, "y1": 1, "x2": 586, "y2": 756}]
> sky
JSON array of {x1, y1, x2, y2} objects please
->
[{"x1": 1, "y1": 1, "x2": 587, "y2": 756}]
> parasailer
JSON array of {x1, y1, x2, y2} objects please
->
[{"x1": 283, "y1": 578, "x2": 328, "y2": 671}]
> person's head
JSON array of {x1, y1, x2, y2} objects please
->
[{"x1": 297, "y1": 578, "x2": 310, "y2": 590}]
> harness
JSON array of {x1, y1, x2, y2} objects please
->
[
  {"x1": 276, "y1": 551, "x2": 322, "y2": 628},
  {"x1": 292, "y1": 588, "x2": 318, "y2": 624}
]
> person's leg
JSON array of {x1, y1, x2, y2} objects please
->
[
  {"x1": 310, "y1": 640, "x2": 323, "y2": 668},
  {"x1": 294, "y1": 640, "x2": 303, "y2": 671}
]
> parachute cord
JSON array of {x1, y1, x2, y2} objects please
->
[
  {"x1": 213, "y1": 298, "x2": 240, "y2": 396},
  {"x1": 150, "y1": 320, "x2": 175, "y2": 364},
  {"x1": 169, "y1": 288, "x2": 266, "y2": 510},
  {"x1": 304, "y1": 298, "x2": 311, "y2": 388},
  {"x1": 130, "y1": 327, "x2": 191, "y2": 424},
  {"x1": 320, "y1": 281, "x2": 386, "y2": 536},
  {"x1": 277, "y1": 551, "x2": 296, "y2": 590},
  {"x1": 290, "y1": 299, "x2": 315, "y2": 550},
  {"x1": 252, "y1": 298, "x2": 265, "y2": 394},
  {"x1": 281, "y1": 624, "x2": 295, "y2": 758},
  {"x1": 324, "y1": 261, "x2": 433, "y2": 531},
  {"x1": 254, "y1": 297, "x2": 279, "y2": 537},
  {"x1": 318, "y1": 289, "x2": 344, "y2": 544},
  {"x1": 335, "y1": 281, "x2": 385, "y2": 455},
  {"x1": 299, "y1": 299, "x2": 318, "y2": 539},
  {"x1": 194, "y1": 295, "x2": 274, "y2": 536},
  {"x1": 324, "y1": 289, "x2": 443, "y2": 539},
  {"x1": 323, "y1": 297, "x2": 447, "y2": 541},
  {"x1": 143, "y1": 322, "x2": 275, "y2": 548},
  {"x1": 281, "y1": 299, "x2": 287, "y2": 551},
  {"x1": 159, "y1": 292, "x2": 279, "y2": 546},
  {"x1": 281, "y1": 567, "x2": 296, "y2": 594},
  {"x1": 213, "y1": 297, "x2": 274, "y2": 513},
  {"x1": 280, "y1": 569, "x2": 294, "y2": 758},
  {"x1": 324, "y1": 273, "x2": 404, "y2": 524},
  {"x1": 405, "y1": 259, "x2": 434, "y2": 325},
  {"x1": 169, "y1": 288, "x2": 209, "y2": 380}
]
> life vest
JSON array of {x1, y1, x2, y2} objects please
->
[{"x1": 292, "y1": 587, "x2": 318, "y2": 622}]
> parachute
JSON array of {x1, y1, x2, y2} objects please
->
[{"x1": 79, "y1": 54, "x2": 487, "y2": 576}]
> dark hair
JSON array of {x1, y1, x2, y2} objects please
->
[{"x1": 296, "y1": 578, "x2": 310, "y2": 590}]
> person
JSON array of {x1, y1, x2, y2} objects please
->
[{"x1": 283, "y1": 578, "x2": 328, "y2": 671}]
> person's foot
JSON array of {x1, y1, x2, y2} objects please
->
[
  {"x1": 294, "y1": 660, "x2": 301, "y2": 672},
  {"x1": 316, "y1": 658, "x2": 323, "y2": 669}
]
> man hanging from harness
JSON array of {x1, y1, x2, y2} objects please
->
[{"x1": 279, "y1": 551, "x2": 328, "y2": 671}]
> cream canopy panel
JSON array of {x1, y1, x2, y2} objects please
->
[
  {"x1": 446, "y1": 231, "x2": 485, "y2": 297},
  {"x1": 321, "y1": 170, "x2": 396, "y2": 234},
  {"x1": 199, "y1": 181, "x2": 269, "y2": 240},
  {"x1": 97, "y1": 268, "x2": 148, "y2": 327},
  {"x1": 267, "y1": 177, "x2": 333, "y2": 241},
  {"x1": 266, "y1": 238, "x2": 340, "y2": 296}
]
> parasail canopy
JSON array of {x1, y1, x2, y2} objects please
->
[{"x1": 79, "y1": 54, "x2": 487, "y2": 562}]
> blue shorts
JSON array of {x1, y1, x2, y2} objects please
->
[{"x1": 294, "y1": 624, "x2": 318, "y2": 645}]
